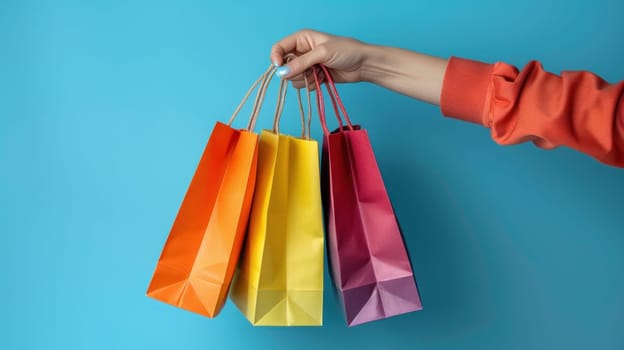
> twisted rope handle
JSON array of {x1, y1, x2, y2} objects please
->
[
  {"x1": 271, "y1": 53, "x2": 314, "y2": 139},
  {"x1": 271, "y1": 77, "x2": 288, "y2": 133},
  {"x1": 283, "y1": 54, "x2": 314, "y2": 140},
  {"x1": 296, "y1": 73, "x2": 313, "y2": 139},
  {"x1": 313, "y1": 65, "x2": 354, "y2": 135},
  {"x1": 318, "y1": 64, "x2": 353, "y2": 130},
  {"x1": 226, "y1": 64, "x2": 278, "y2": 131}
]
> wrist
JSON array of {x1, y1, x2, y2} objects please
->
[{"x1": 360, "y1": 44, "x2": 391, "y2": 84}]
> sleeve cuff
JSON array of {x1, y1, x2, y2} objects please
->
[{"x1": 440, "y1": 56, "x2": 494, "y2": 126}]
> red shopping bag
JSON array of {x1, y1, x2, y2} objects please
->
[{"x1": 313, "y1": 65, "x2": 422, "y2": 326}]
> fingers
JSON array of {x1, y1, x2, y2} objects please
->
[
  {"x1": 270, "y1": 29, "x2": 334, "y2": 90},
  {"x1": 270, "y1": 31, "x2": 311, "y2": 66},
  {"x1": 269, "y1": 29, "x2": 329, "y2": 66},
  {"x1": 277, "y1": 46, "x2": 329, "y2": 79},
  {"x1": 270, "y1": 34, "x2": 298, "y2": 66}
]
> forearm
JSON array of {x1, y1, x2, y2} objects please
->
[{"x1": 361, "y1": 44, "x2": 448, "y2": 105}]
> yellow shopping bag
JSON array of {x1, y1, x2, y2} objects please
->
[{"x1": 230, "y1": 74, "x2": 324, "y2": 326}]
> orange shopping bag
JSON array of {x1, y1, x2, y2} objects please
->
[{"x1": 146, "y1": 65, "x2": 277, "y2": 317}]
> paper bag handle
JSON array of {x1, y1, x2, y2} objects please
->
[
  {"x1": 283, "y1": 54, "x2": 314, "y2": 140},
  {"x1": 296, "y1": 73, "x2": 313, "y2": 140},
  {"x1": 312, "y1": 65, "x2": 354, "y2": 135},
  {"x1": 272, "y1": 54, "x2": 314, "y2": 139},
  {"x1": 271, "y1": 77, "x2": 288, "y2": 134},
  {"x1": 227, "y1": 64, "x2": 278, "y2": 131}
]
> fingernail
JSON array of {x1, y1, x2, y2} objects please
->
[
  {"x1": 275, "y1": 66, "x2": 290, "y2": 78},
  {"x1": 272, "y1": 60, "x2": 280, "y2": 67}
]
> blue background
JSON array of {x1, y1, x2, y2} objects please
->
[{"x1": 1, "y1": 0, "x2": 623, "y2": 349}]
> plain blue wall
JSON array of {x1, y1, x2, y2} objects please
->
[{"x1": 1, "y1": 0, "x2": 623, "y2": 349}]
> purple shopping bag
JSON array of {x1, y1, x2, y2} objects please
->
[{"x1": 313, "y1": 65, "x2": 422, "y2": 326}]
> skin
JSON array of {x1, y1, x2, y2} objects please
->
[{"x1": 270, "y1": 29, "x2": 449, "y2": 105}]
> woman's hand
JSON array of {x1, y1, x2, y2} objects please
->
[
  {"x1": 270, "y1": 29, "x2": 448, "y2": 105},
  {"x1": 270, "y1": 29, "x2": 370, "y2": 88}
]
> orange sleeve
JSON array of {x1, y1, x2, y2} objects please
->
[{"x1": 440, "y1": 56, "x2": 624, "y2": 167}]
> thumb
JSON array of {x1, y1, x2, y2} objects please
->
[{"x1": 276, "y1": 45, "x2": 329, "y2": 79}]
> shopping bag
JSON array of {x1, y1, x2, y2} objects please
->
[
  {"x1": 231, "y1": 73, "x2": 324, "y2": 326},
  {"x1": 313, "y1": 65, "x2": 422, "y2": 326},
  {"x1": 146, "y1": 65, "x2": 278, "y2": 317}
]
